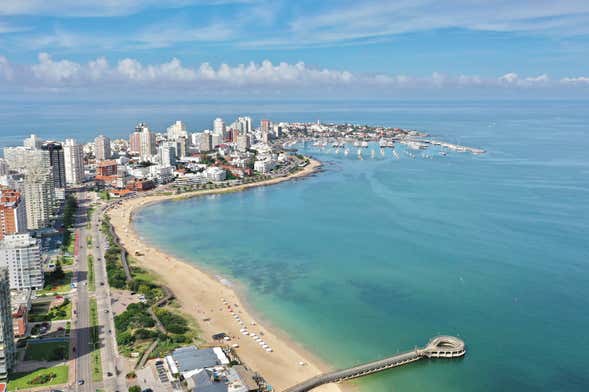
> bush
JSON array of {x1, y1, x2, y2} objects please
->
[
  {"x1": 156, "y1": 310, "x2": 188, "y2": 334},
  {"x1": 129, "y1": 385, "x2": 141, "y2": 392},
  {"x1": 28, "y1": 372, "x2": 56, "y2": 385},
  {"x1": 116, "y1": 331, "x2": 135, "y2": 346}
]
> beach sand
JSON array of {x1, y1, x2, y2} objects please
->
[{"x1": 107, "y1": 160, "x2": 344, "y2": 392}]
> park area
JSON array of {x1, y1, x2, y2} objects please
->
[
  {"x1": 7, "y1": 365, "x2": 68, "y2": 390},
  {"x1": 24, "y1": 341, "x2": 69, "y2": 361}
]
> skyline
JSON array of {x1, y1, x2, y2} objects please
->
[{"x1": 1, "y1": 1, "x2": 589, "y2": 99}]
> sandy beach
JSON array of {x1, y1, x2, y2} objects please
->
[{"x1": 107, "y1": 159, "x2": 344, "y2": 392}]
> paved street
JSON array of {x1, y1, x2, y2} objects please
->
[
  {"x1": 71, "y1": 190, "x2": 128, "y2": 392},
  {"x1": 71, "y1": 190, "x2": 94, "y2": 391}
]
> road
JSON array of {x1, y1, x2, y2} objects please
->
[
  {"x1": 71, "y1": 190, "x2": 94, "y2": 391},
  {"x1": 72, "y1": 190, "x2": 128, "y2": 392},
  {"x1": 89, "y1": 196, "x2": 128, "y2": 391}
]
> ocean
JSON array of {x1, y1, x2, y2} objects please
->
[{"x1": 7, "y1": 100, "x2": 589, "y2": 390}]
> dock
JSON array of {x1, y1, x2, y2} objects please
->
[{"x1": 283, "y1": 336, "x2": 465, "y2": 392}]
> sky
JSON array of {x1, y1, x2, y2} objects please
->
[{"x1": 0, "y1": 0, "x2": 588, "y2": 100}]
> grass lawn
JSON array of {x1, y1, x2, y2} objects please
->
[
  {"x1": 29, "y1": 299, "x2": 72, "y2": 322},
  {"x1": 88, "y1": 255, "x2": 96, "y2": 292},
  {"x1": 37, "y1": 271, "x2": 73, "y2": 295},
  {"x1": 8, "y1": 365, "x2": 69, "y2": 391},
  {"x1": 90, "y1": 298, "x2": 102, "y2": 381},
  {"x1": 24, "y1": 341, "x2": 69, "y2": 361}
]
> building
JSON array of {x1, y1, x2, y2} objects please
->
[
  {"x1": 205, "y1": 167, "x2": 226, "y2": 182},
  {"x1": 200, "y1": 132, "x2": 212, "y2": 152},
  {"x1": 2, "y1": 147, "x2": 49, "y2": 174},
  {"x1": 273, "y1": 124, "x2": 282, "y2": 138},
  {"x1": 96, "y1": 160, "x2": 118, "y2": 177},
  {"x1": 94, "y1": 135, "x2": 111, "y2": 161},
  {"x1": 0, "y1": 234, "x2": 44, "y2": 291},
  {"x1": 213, "y1": 118, "x2": 225, "y2": 137},
  {"x1": 237, "y1": 117, "x2": 252, "y2": 134},
  {"x1": 0, "y1": 190, "x2": 26, "y2": 240},
  {"x1": 0, "y1": 268, "x2": 15, "y2": 380},
  {"x1": 254, "y1": 158, "x2": 277, "y2": 174},
  {"x1": 260, "y1": 119, "x2": 271, "y2": 133},
  {"x1": 176, "y1": 136, "x2": 189, "y2": 159},
  {"x1": 237, "y1": 135, "x2": 250, "y2": 152},
  {"x1": 165, "y1": 346, "x2": 229, "y2": 378},
  {"x1": 23, "y1": 168, "x2": 54, "y2": 230},
  {"x1": 41, "y1": 141, "x2": 66, "y2": 192},
  {"x1": 63, "y1": 138, "x2": 85, "y2": 185},
  {"x1": 129, "y1": 131, "x2": 141, "y2": 154},
  {"x1": 136, "y1": 123, "x2": 157, "y2": 161},
  {"x1": 159, "y1": 142, "x2": 177, "y2": 167},
  {"x1": 23, "y1": 134, "x2": 43, "y2": 150},
  {"x1": 0, "y1": 159, "x2": 7, "y2": 176},
  {"x1": 167, "y1": 121, "x2": 188, "y2": 141}
]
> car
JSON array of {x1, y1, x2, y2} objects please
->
[
  {"x1": 106, "y1": 371, "x2": 113, "y2": 377},
  {"x1": 104, "y1": 309, "x2": 109, "y2": 313},
  {"x1": 77, "y1": 379, "x2": 84, "y2": 385},
  {"x1": 100, "y1": 282, "x2": 105, "y2": 286}
]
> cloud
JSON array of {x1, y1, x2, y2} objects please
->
[
  {"x1": 0, "y1": 0, "x2": 255, "y2": 17},
  {"x1": 282, "y1": 0, "x2": 589, "y2": 47},
  {"x1": 0, "y1": 54, "x2": 587, "y2": 94}
]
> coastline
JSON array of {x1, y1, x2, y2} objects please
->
[{"x1": 107, "y1": 159, "x2": 345, "y2": 392}]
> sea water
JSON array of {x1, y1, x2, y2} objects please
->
[{"x1": 47, "y1": 100, "x2": 589, "y2": 391}]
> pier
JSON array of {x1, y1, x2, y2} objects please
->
[{"x1": 283, "y1": 336, "x2": 465, "y2": 392}]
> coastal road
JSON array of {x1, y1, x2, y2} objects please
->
[
  {"x1": 89, "y1": 196, "x2": 128, "y2": 391},
  {"x1": 72, "y1": 190, "x2": 94, "y2": 392}
]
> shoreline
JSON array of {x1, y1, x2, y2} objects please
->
[{"x1": 107, "y1": 159, "x2": 346, "y2": 392}]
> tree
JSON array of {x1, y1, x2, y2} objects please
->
[{"x1": 129, "y1": 385, "x2": 141, "y2": 392}]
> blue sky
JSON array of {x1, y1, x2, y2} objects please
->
[{"x1": 0, "y1": 0, "x2": 588, "y2": 99}]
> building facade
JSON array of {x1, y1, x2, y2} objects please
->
[
  {"x1": 23, "y1": 168, "x2": 54, "y2": 230},
  {"x1": 167, "y1": 121, "x2": 188, "y2": 141},
  {"x1": 0, "y1": 267, "x2": 15, "y2": 380},
  {"x1": 64, "y1": 138, "x2": 85, "y2": 185},
  {"x1": 41, "y1": 141, "x2": 66, "y2": 191},
  {"x1": 0, "y1": 190, "x2": 26, "y2": 240},
  {"x1": 94, "y1": 135, "x2": 112, "y2": 161},
  {"x1": 0, "y1": 234, "x2": 44, "y2": 291}
]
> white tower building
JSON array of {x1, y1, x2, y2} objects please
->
[{"x1": 64, "y1": 138, "x2": 85, "y2": 185}]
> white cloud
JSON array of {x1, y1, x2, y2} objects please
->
[
  {"x1": 0, "y1": 54, "x2": 587, "y2": 93},
  {"x1": 560, "y1": 76, "x2": 589, "y2": 85},
  {"x1": 0, "y1": 0, "x2": 255, "y2": 17},
  {"x1": 31, "y1": 52, "x2": 81, "y2": 82}
]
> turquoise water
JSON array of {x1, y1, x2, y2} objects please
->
[{"x1": 135, "y1": 101, "x2": 589, "y2": 391}]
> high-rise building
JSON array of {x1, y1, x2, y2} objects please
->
[
  {"x1": 94, "y1": 135, "x2": 111, "y2": 161},
  {"x1": 0, "y1": 267, "x2": 15, "y2": 380},
  {"x1": 176, "y1": 136, "x2": 189, "y2": 159},
  {"x1": 136, "y1": 123, "x2": 156, "y2": 161},
  {"x1": 3, "y1": 147, "x2": 49, "y2": 174},
  {"x1": 260, "y1": 119, "x2": 271, "y2": 133},
  {"x1": 213, "y1": 118, "x2": 225, "y2": 137},
  {"x1": 0, "y1": 190, "x2": 27, "y2": 240},
  {"x1": 0, "y1": 159, "x2": 7, "y2": 176},
  {"x1": 199, "y1": 132, "x2": 212, "y2": 152},
  {"x1": 23, "y1": 134, "x2": 43, "y2": 150},
  {"x1": 167, "y1": 121, "x2": 188, "y2": 141},
  {"x1": 63, "y1": 139, "x2": 84, "y2": 185},
  {"x1": 129, "y1": 131, "x2": 141, "y2": 155},
  {"x1": 0, "y1": 234, "x2": 44, "y2": 290},
  {"x1": 41, "y1": 142, "x2": 66, "y2": 197},
  {"x1": 237, "y1": 116, "x2": 252, "y2": 134},
  {"x1": 273, "y1": 124, "x2": 283, "y2": 138},
  {"x1": 159, "y1": 142, "x2": 177, "y2": 167},
  {"x1": 23, "y1": 168, "x2": 54, "y2": 230},
  {"x1": 237, "y1": 134, "x2": 250, "y2": 152}
]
